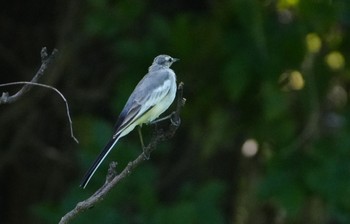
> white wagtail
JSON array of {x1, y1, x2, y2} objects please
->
[{"x1": 80, "y1": 55, "x2": 179, "y2": 188}]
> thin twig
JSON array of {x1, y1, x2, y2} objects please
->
[
  {"x1": 0, "y1": 82, "x2": 79, "y2": 143},
  {"x1": 0, "y1": 47, "x2": 58, "y2": 104},
  {"x1": 59, "y1": 82, "x2": 185, "y2": 224}
]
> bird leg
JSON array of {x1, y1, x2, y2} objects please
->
[
  {"x1": 138, "y1": 126, "x2": 150, "y2": 160},
  {"x1": 150, "y1": 111, "x2": 178, "y2": 125}
]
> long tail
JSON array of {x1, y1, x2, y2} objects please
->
[{"x1": 80, "y1": 133, "x2": 121, "y2": 188}]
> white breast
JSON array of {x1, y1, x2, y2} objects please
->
[{"x1": 139, "y1": 70, "x2": 177, "y2": 124}]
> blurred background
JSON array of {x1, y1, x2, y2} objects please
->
[{"x1": 1, "y1": 0, "x2": 350, "y2": 223}]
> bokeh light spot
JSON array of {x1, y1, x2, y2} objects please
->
[
  {"x1": 241, "y1": 139, "x2": 259, "y2": 157},
  {"x1": 277, "y1": 0, "x2": 299, "y2": 9},
  {"x1": 325, "y1": 51, "x2": 345, "y2": 70},
  {"x1": 279, "y1": 70, "x2": 305, "y2": 91},
  {"x1": 289, "y1": 71, "x2": 304, "y2": 90},
  {"x1": 306, "y1": 33, "x2": 322, "y2": 53},
  {"x1": 328, "y1": 85, "x2": 347, "y2": 108}
]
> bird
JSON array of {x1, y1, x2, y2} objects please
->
[{"x1": 80, "y1": 54, "x2": 179, "y2": 188}]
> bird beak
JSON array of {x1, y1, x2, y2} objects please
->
[{"x1": 173, "y1": 58, "x2": 179, "y2": 62}]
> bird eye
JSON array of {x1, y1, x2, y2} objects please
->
[{"x1": 167, "y1": 57, "x2": 173, "y2": 62}]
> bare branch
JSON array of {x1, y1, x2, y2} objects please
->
[
  {"x1": 59, "y1": 82, "x2": 186, "y2": 224},
  {"x1": 0, "y1": 47, "x2": 58, "y2": 104},
  {"x1": 0, "y1": 81, "x2": 79, "y2": 143},
  {"x1": 0, "y1": 47, "x2": 78, "y2": 143}
]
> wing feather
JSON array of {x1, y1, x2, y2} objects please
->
[{"x1": 113, "y1": 70, "x2": 172, "y2": 135}]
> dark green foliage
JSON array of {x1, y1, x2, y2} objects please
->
[{"x1": 1, "y1": 0, "x2": 350, "y2": 223}]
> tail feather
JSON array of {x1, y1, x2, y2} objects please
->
[{"x1": 80, "y1": 134, "x2": 121, "y2": 188}]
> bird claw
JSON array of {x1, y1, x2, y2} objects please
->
[{"x1": 143, "y1": 149, "x2": 150, "y2": 160}]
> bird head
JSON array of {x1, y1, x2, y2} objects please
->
[{"x1": 153, "y1": 55, "x2": 179, "y2": 68}]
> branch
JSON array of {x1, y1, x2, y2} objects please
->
[
  {"x1": 59, "y1": 82, "x2": 186, "y2": 224},
  {"x1": 0, "y1": 47, "x2": 78, "y2": 143},
  {"x1": 0, "y1": 47, "x2": 58, "y2": 104},
  {"x1": 0, "y1": 81, "x2": 79, "y2": 143}
]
